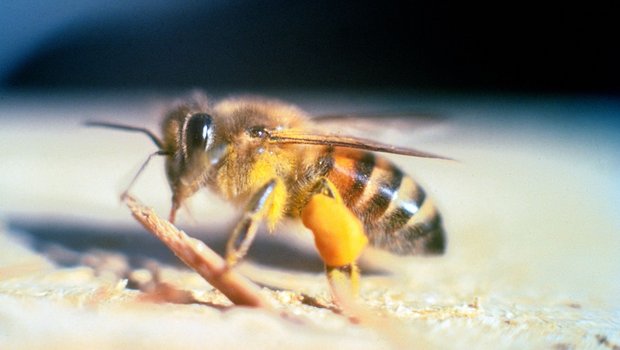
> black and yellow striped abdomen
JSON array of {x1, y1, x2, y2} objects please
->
[{"x1": 322, "y1": 148, "x2": 446, "y2": 255}]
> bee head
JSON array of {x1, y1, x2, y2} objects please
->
[
  {"x1": 165, "y1": 111, "x2": 225, "y2": 222},
  {"x1": 85, "y1": 101, "x2": 225, "y2": 223}
]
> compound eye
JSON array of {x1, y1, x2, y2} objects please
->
[{"x1": 185, "y1": 113, "x2": 213, "y2": 156}]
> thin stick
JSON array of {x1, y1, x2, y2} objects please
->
[{"x1": 124, "y1": 195, "x2": 272, "y2": 309}]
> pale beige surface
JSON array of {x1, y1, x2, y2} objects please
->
[{"x1": 1, "y1": 92, "x2": 619, "y2": 349}]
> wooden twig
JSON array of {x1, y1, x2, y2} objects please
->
[{"x1": 123, "y1": 195, "x2": 272, "y2": 309}]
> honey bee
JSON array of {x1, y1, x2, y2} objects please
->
[{"x1": 88, "y1": 93, "x2": 447, "y2": 291}]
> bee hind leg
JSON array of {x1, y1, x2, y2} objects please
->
[
  {"x1": 301, "y1": 178, "x2": 368, "y2": 298},
  {"x1": 326, "y1": 263, "x2": 361, "y2": 297}
]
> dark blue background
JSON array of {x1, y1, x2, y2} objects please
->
[{"x1": 1, "y1": 1, "x2": 618, "y2": 95}]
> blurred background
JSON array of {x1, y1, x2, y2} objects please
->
[{"x1": 1, "y1": 0, "x2": 618, "y2": 95}]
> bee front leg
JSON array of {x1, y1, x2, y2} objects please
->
[
  {"x1": 225, "y1": 179, "x2": 281, "y2": 267},
  {"x1": 301, "y1": 178, "x2": 368, "y2": 297}
]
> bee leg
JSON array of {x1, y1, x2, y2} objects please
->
[
  {"x1": 301, "y1": 178, "x2": 368, "y2": 297},
  {"x1": 225, "y1": 179, "x2": 279, "y2": 267},
  {"x1": 326, "y1": 263, "x2": 360, "y2": 297}
]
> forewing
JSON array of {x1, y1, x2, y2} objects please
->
[
  {"x1": 311, "y1": 111, "x2": 450, "y2": 142},
  {"x1": 266, "y1": 129, "x2": 451, "y2": 159}
]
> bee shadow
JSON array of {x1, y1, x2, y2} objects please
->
[{"x1": 8, "y1": 218, "x2": 329, "y2": 274}]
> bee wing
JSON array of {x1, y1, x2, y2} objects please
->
[
  {"x1": 266, "y1": 129, "x2": 452, "y2": 160},
  {"x1": 312, "y1": 110, "x2": 445, "y2": 125},
  {"x1": 308, "y1": 111, "x2": 453, "y2": 151},
  {"x1": 311, "y1": 111, "x2": 448, "y2": 137}
]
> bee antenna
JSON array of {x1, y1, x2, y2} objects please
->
[
  {"x1": 120, "y1": 150, "x2": 169, "y2": 200},
  {"x1": 84, "y1": 121, "x2": 165, "y2": 150}
]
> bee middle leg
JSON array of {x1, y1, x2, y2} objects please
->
[
  {"x1": 301, "y1": 178, "x2": 368, "y2": 296},
  {"x1": 225, "y1": 179, "x2": 281, "y2": 267}
]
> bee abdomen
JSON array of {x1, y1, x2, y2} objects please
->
[
  {"x1": 326, "y1": 149, "x2": 446, "y2": 256},
  {"x1": 372, "y1": 195, "x2": 446, "y2": 255},
  {"x1": 366, "y1": 169, "x2": 446, "y2": 256}
]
